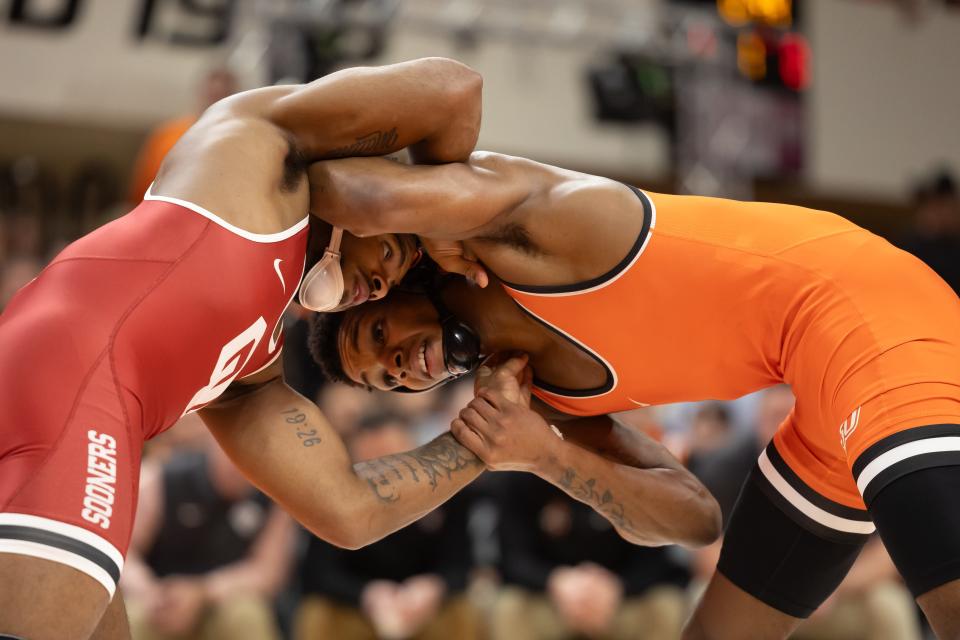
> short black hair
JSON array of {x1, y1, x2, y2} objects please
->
[{"x1": 308, "y1": 311, "x2": 363, "y2": 388}]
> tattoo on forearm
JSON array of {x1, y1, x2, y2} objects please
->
[
  {"x1": 328, "y1": 128, "x2": 399, "y2": 158},
  {"x1": 281, "y1": 407, "x2": 322, "y2": 447},
  {"x1": 558, "y1": 467, "x2": 639, "y2": 537},
  {"x1": 353, "y1": 434, "x2": 482, "y2": 504}
]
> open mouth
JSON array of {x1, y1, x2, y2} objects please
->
[
  {"x1": 351, "y1": 272, "x2": 370, "y2": 305},
  {"x1": 417, "y1": 340, "x2": 430, "y2": 378}
]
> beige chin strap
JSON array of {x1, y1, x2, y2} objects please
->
[{"x1": 327, "y1": 226, "x2": 343, "y2": 255}]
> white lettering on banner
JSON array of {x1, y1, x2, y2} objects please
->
[
  {"x1": 0, "y1": 1, "x2": 240, "y2": 126},
  {"x1": 81, "y1": 430, "x2": 118, "y2": 530},
  {"x1": 183, "y1": 317, "x2": 267, "y2": 415}
]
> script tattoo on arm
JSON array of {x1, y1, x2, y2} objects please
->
[
  {"x1": 353, "y1": 433, "x2": 482, "y2": 504},
  {"x1": 281, "y1": 407, "x2": 322, "y2": 447},
  {"x1": 557, "y1": 467, "x2": 639, "y2": 539},
  {"x1": 327, "y1": 128, "x2": 399, "y2": 158}
]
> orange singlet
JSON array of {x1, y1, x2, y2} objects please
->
[{"x1": 502, "y1": 186, "x2": 960, "y2": 536}]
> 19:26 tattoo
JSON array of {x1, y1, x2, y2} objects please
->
[{"x1": 281, "y1": 407, "x2": 322, "y2": 447}]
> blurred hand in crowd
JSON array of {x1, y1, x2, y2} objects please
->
[
  {"x1": 547, "y1": 563, "x2": 624, "y2": 637},
  {"x1": 145, "y1": 575, "x2": 208, "y2": 636},
  {"x1": 361, "y1": 574, "x2": 446, "y2": 639}
]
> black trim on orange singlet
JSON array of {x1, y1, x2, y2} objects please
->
[
  {"x1": 851, "y1": 423, "x2": 960, "y2": 505},
  {"x1": 500, "y1": 184, "x2": 654, "y2": 294},
  {"x1": 765, "y1": 442, "x2": 871, "y2": 522},
  {"x1": 512, "y1": 302, "x2": 615, "y2": 398}
]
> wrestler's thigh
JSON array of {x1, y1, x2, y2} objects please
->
[
  {"x1": 684, "y1": 469, "x2": 867, "y2": 640},
  {"x1": 867, "y1": 464, "x2": 960, "y2": 639},
  {"x1": 90, "y1": 589, "x2": 130, "y2": 640},
  {"x1": 0, "y1": 553, "x2": 110, "y2": 640},
  {"x1": 683, "y1": 572, "x2": 801, "y2": 640},
  {"x1": 916, "y1": 579, "x2": 960, "y2": 640}
]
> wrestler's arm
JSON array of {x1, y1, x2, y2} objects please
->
[
  {"x1": 306, "y1": 152, "x2": 533, "y2": 238},
  {"x1": 453, "y1": 377, "x2": 720, "y2": 548},
  {"x1": 532, "y1": 400, "x2": 684, "y2": 471},
  {"x1": 198, "y1": 362, "x2": 483, "y2": 549},
  {"x1": 228, "y1": 57, "x2": 482, "y2": 163}
]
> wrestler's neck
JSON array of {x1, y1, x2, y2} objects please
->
[{"x1": 439, "y1": 277, "x2": 552, "y2": 358}]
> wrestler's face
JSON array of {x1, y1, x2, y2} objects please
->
[
  {"x1": 338, "y1": 292, "x2": 450, "y2": 391},
  {"x1": 332, "y1": 233, "x2": 420, "y2": 311}
]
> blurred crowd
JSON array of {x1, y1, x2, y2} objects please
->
[{"x1": 2, "y1": 68, "x2": 957, "y2": 640}]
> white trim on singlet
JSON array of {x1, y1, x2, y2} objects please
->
[
  {"x1": 241, "y1": 347, "x2": 283, "y2": 379},
  {"x1": 503, "y1": 188, "x2": 657, "y2": 298},
  {"x1": 144, "y1": 184, "x2": 309, "y2": 243},
  {"x1": 855, "y1": 436, "x2": 960, "y2": 497},
  {"x1": 757, "y1": 451, "x2": 876, "y2": 535},
  {"x1": 511, "y1": 299, "x2": 620, "y2": 401},
  {"x1": 0, "y1": 512, "x2": 126, "y2": 596},
  {"x1": 0, "y1": 512, "x2": 125, "y2": 570}
]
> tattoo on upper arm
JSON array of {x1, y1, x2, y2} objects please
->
[
  {"x1": 557, "y1": 467, "x2": 639, "y2": 538},
  {"x1": 353, "y1": 434, "x2": 482, "y2": 504},
  {"x1": 328, "y1": 128, "x2": 399, "y2": 158},
  {"x1": 281, "y1": 407, "x2": 322, "y2": 447}
]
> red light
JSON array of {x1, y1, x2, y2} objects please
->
[{"x1": 779, "y1": 33, "x2": 810, "y2": 91}]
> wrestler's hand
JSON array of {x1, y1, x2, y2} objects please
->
[
  {"x1": 474, "y1": 354, "x2": 533, "y2": 407},
  {"x1": 452, "y1": 388, "x2": 560, "y2": 474},
  {"x1": 420, "y1": 237, "x2": 489, "y2": 288}
]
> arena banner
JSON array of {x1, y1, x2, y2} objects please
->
[{"x1": 0, "y1": 0, "x2": 248, "y2": 126}]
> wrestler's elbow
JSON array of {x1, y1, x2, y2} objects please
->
[
  {"x1": 682, "y1": 482, "x2": 723, "y2": 548},
  {"x1": 409, "y1": 59, "x2": 482, "y2": 164},
  {"x1": 647, "y1": 469, "x2": 721, "y2": 548},
  {"x1": 320, "y1": 527, "x2": 368, "y2": 551},
  {"x1": 428, "y1": 57, "x2": 482, "y2": 114},
  {"x1": 300, "y1": 506, "x2": 371, "y2": 551},
  {"x1": 308, "y1": 526, "x2": 365, "y2": 551}
]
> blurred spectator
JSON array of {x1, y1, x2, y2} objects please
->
[
  {"x1": 127, "y1": 67, "x2": 238, "y2": 204},
  {"x1": 492, "y1": 472, "x2": 690, "y2": 640},
  {"x1": 687, "y1": 388, "x2": 794, "y2": 599},
  {"x1": 685, "y1": 403, "x2": 759, "y2": 522},
  {"x1": 141, "y1": 412, "x2": 213, "y2": 464},
  {"x1": 5, "y1": 211, "x2": 45, "y2": 259},
  {"x1": 295, "y1": 411, "x2": 481, "y2": 640},
  {"x1": 0, "y1": 255, "x2": 42, "y2": 311},
  {"x1": 899, "y1": 170, "x2": 960, "y2": 294},
  {"x1": 792, "y1": 538, "x2": 921, "y2": 640},
  {"x1": 315, "y1": 381, "x2": 376, "y2": 439},
  {"x1": 754, "y1": 384, "x2": 795, "y2": 447},
  {"x1": 122, "y1": 433, "x2": 295, "y2": 640},
  {"x1": 283, "y1": 309, "x2": 326, "y2": 403}
]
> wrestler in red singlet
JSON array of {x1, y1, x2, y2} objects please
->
[{"x1": 0, "y1": 193, "x2": 306, "y2": 595}]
